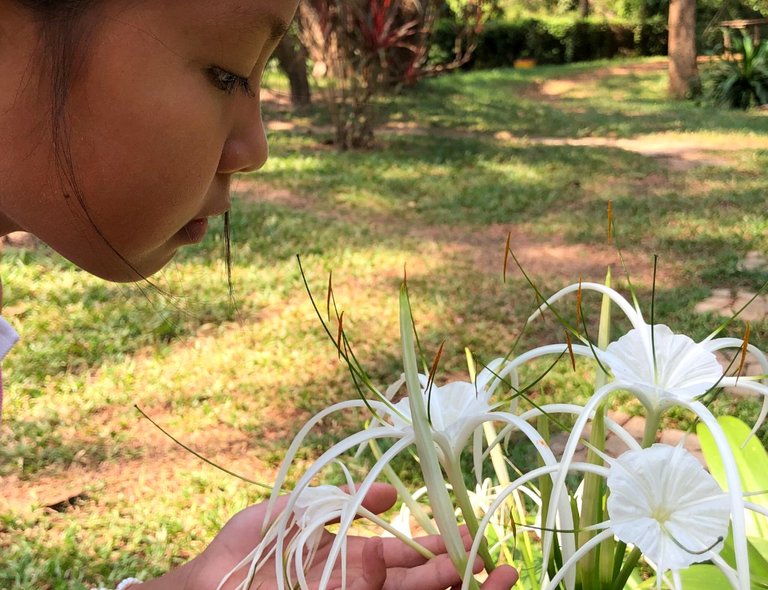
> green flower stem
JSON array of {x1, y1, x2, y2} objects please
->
[
  {"x1": 583, "y1": 275, "x2": 616, "y2": 589},
  {"x1": 536, "y1": 415, "x2": 556, "y2": 581},
  {"x1": 609, "y1": 546, "x2": 642, "y2": 590},
  {"x1": 369, "y1": 439, "x2": 438, "y2": 535},
  {"x1": 611, "y1": 540, "x2": 628, "y2": 580},
  {"x1": 443, "y1": 454, "x2": 496, "y2": 573},
  {"x1": 483, "y1": 422, "x2": 511, "y2": 486},
  {"x1": 511, "y1": 491, "x2": 536, "y2": 589},
  {"x1": 400, "y1": 287, "x2": 479, "y2": 590},
  {"x1": 641, "y1": 409, "x2": 660, "y2": 448},
  {"x1": 357, "y1": 506, "x2": 437, "y2": 560},
  {"x1": 577, "y1": 400, "x2": 606, "y2": 590},
  {"x1": 483, "y1": 422, "x2": 533, "y2": 580}
]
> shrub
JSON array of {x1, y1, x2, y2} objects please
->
[
  {"x1": 431, "y1": 15, "x2": 668, "y2": 69},
  {"x1": 707, "y1": 30, "x2": 768, "y2": 110},
  {"x1": 635, "y1": 16, "x2": 669, "y2": 57}
]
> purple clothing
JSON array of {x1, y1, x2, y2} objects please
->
[{"x1": 0, "y1": 317, "x2": 19, "y2": 418}]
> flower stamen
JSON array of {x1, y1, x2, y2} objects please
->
[{"x1": 661, "y1": 524, "x2": 724, "y2": 556}]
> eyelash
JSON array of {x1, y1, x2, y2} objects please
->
[{"x1": 208, "y1": 66, "x2": 255, "y2": 97}]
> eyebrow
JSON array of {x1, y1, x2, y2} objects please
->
[
  {"x1": 267, "y1": 15, "x2": 291, "y2": 41},
  {"x1": 223, "y1": 8, "x2": 292, "y2": 42}
]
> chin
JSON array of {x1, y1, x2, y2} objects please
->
[{"x1": 74, "y1": 248, "x2": 177, "y2": 283}]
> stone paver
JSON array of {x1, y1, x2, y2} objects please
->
[
  {"x1": 739, "y1": 251, "x2": 768, "y2": 273},
  {"x1": 695, "y1": 250, "x2": 768, "y2": 323},
  {"x1": 695, "y1": 288, "x2": 768, "y2": 322},
  {"x1": 717, "y1": 350, "x2": 765, "y2": 379}
]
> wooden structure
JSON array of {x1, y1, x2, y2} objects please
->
[{"x1": 720, "y1": 18, "x2": 768, "y2": 51}]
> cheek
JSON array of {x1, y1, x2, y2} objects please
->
[{"x1": 67, "y1": 46, "x2": 228, "y2": 254}]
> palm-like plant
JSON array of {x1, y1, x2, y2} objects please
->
[{"x1": 709, "y1": 29, "x2": 768, "y2": 110}]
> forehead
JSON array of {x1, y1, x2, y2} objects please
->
[
  {"x1": 114, "y1": 0, "x2": 297, "y2": 51},
  {"x1": 212, "y1": 2, "x2": 294, "y2": 39},
  {"x1": 182, "y1": 0, "x2": 296, "y2": 38}
]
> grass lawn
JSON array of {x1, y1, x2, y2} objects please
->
[{"x1": 2, "y1": 57, "x2": 768, "y2": 588}]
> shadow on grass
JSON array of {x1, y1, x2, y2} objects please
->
[
  {"x1": 262, "y1": 132, "x2": 662, "y2": 226},
  {"x1": 380, "y1": 64, "x2": 768, "y2": 138}
]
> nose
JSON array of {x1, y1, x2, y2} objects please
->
[{"x1": 217, "y1": 106, "x2": 269, "y2": 174}]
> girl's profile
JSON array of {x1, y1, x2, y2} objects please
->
[{"x1": 0, "y1": 1, "x2": 518, "y2": 588}]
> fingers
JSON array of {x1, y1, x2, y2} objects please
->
[
  {"x1": 378, "y1": 527, "x2": 517, "y2": 590},
  {"x1": 387, "y1": 556, "x2": 516, "y2": 590},
  {"x1": 347, "y1": 538, "x2": 386, "y2": 590},
  {"x1": 379, "y1": 525, "x2": 475, "y2": 568},
  {"x1": 383, "y1": 552, "x2": 465, "y2": 590},
  {"x1": 353, "y1": 483, "x2": 398, "y2": 516},
  {"x1": 480, "y1": 565, "x2": 519, "y2": 589}
]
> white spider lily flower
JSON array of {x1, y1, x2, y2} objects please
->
[
  {"x1": 385, "y1": 487, "x2": 429, "y2": 539},
  {"x1": 385, "y1": 375, "x2": 493, "y2": 453},
  {"x1": 363, "y1": 358, "x2": 518, "y2": 472},
  {"x1": 467, "y1": 478, "x2": 497, "y2": 517},
  {"x1": 288, "y1": 485, "x2": 362, "y2": 590},
  {"x1": 379, "y1": 360, "x2": 515, "y2": 458},
  {"x1": 530, "y1": 282, "x2": 768, "y2": 418},
  {"x1": 293, "y1": 484, "x2": 353, "y2": 530},
  {"x1": 216, "y1": 485, "x2": 360, "y2": 590},
  {"x1": 601, "y1": 323, "x2": 724, "y2": 410},
  {"x1": 527, "y1": 283, "x2": 755, "y2": 588},
  {"x1": 606, "y1": 444, "x2": 730, "y2": 575},
  {"x1": 529, "y1": 283, "x2": 726, "y2": 411},
  {"x1": 466, "y1": 479, "x2": 514, "y2": 553}
]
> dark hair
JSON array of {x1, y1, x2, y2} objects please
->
[{"x1": 14, "y1": 1, "x2": 235, "y2": 297}]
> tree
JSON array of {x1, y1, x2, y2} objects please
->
[
  {"x1": 668, "y1": 0, "x2": 699, "y2": 98},
  {"x1": 273, "y1": 33, "x2": 312, "y2": 107},
  {"x1": 296, "y1": 0, "x2": 494, "y2": 150}
]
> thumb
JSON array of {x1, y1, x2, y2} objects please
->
[
  {"x1": 480, "y1": 564, "x2": 519, "y2": 589},
  {"x1": 350, "y1": 537, "x2": 386, "y2": 590}
]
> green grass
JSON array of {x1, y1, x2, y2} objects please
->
[{"x1": 2, "y1": 58, "x2": 768, "y2": 588}]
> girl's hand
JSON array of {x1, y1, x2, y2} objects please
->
[{"x1": 144, "y1": 483, "x2": 518, "y2": 590}]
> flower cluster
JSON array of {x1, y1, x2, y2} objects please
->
[{"x1": 230, "y1": 277, "x2": 768, "y2": 590}]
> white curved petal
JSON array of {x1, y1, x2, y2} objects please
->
[
  {"x1": 381, "y1": 376, "x2": 493, "y2": 451},
  {"x1": 603, "y1": 324, "x2": 723, "y2": 406},
  {"x1": 606, "y1": 445, "x2": 730, "y2": 573},
  {"x1": 293, "y1": 485, "x2": 351, "y2": 529},
  {"x1": 527, "y1": 282, "x2": 645, "y2": 332}
]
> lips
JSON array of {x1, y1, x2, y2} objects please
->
[
  {"x1": 178, "y1": 188, "x2": 230, "y2": 245},
  {"x1": 181, "y1": 217, "x2": 209, "y2": 243}
]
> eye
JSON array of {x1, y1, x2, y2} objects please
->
[{"x1": 208, "y1": 66, "x2": 255, "y2": 97}]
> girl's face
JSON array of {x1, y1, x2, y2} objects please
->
[{"x1": 0, "y1": 0, "x2": 298, "y2": 281}]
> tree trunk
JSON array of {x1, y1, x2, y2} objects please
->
[
  {"x1": 579, "y1": 0, "x2": 589, "y2": 18},
  {"x1": 668, "y1": 0, "x2": 699, "y2": 99},
  {"x1": 273, "y1": 34, "x2": 312, "y2": 107}
]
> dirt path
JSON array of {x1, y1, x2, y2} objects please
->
[
  {"x1": 496, "y1": 59, "x2": 767, "y2": 169},
  {"x1": 518, "y1": 134, "x2": 768, "y2": 171},
  {"x1": 236, "y1": 181, "x2": 680, "y2": 287},
  {"x1": 529, "y1": 60, "x2": 669, "y2": 100}
]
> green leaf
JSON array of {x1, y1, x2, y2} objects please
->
[
  {"x1": 399, "y1": 285, "x2": 473, "y2": 581},
  {"x1": 678, "y1": 564, "x2": 733, "y2": 589},
  {"x1": 697, "y1": 416, "x2": 768, "y2": 539},
  {"x1": 719, "y1": 528, "x2": 768, "y2": 587}
]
